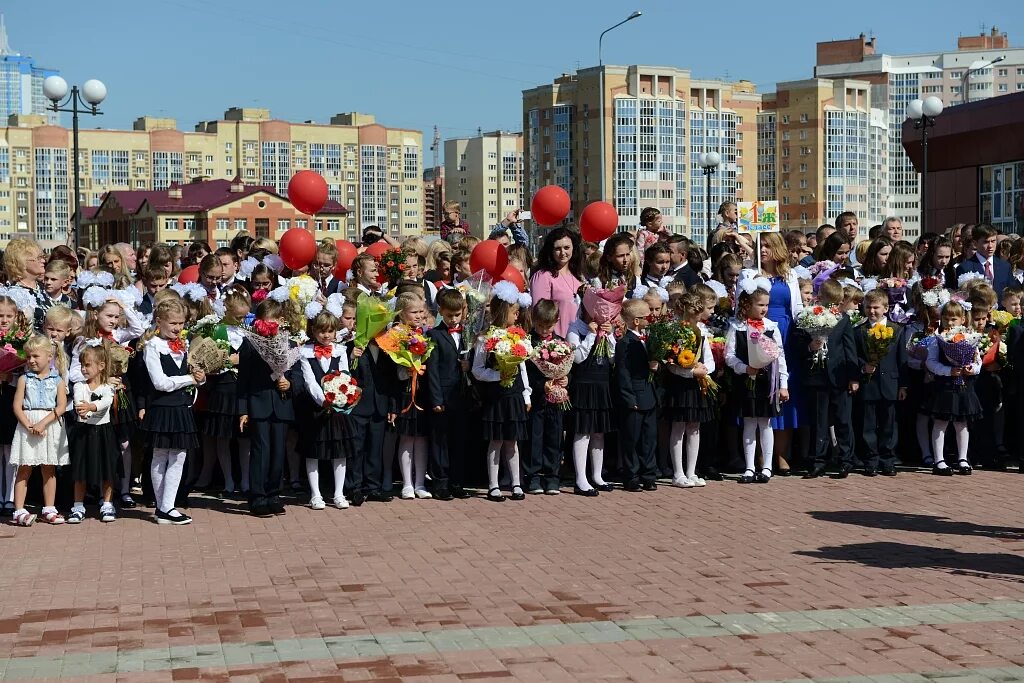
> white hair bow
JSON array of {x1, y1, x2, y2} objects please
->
[
  {"x1": 739, "y1": 277, "x2": 771, "y2": 296},
  {"x1": 325, "y1": 293, "x2": 345, "y2": 318},
  {"x1": 0, "y1": 285, "x2": 37, "y2": 317},
  {"x1": 238, "y1": 257, "x2": 258, "y2": 279},
  {"x1": 517, "y1": 292, "x2": 533, "y2": 309},
  {"x1": 492, "y1": 280, "x2": 520, "y2": 305},
  {"x1": 305, "y1": 301, "x2": 324, "y2": 319},
  {"x1": 630, "y1": 284, "x2": 650, "y2": 300},
  {"x1": 81, "y1": 286, "x2": 111, "y2": 310},
  {"x1": 262, "y1": 254, "x2": 284, "y2": 273}
]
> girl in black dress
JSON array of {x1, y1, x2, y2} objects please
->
[
  {"x1": 68, "y1": 344, "x2": 119, "y2": 523},
  {"x1": 566, "y1": 306, "x2": 615, "y2": 496},
  {"x1": 391, "y1": 292, "x2": 431, "y2": 500}
]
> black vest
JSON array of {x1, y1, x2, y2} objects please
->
[{"x1": 149, "y1": 352, "x2": 192, "y2": 408}]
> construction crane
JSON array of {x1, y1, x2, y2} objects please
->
[{"x1": 428, "y1": 125, "x2": 441, "y2": 231}]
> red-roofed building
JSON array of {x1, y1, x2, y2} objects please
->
[{"x1": 78, "y1": 177, "x2": 347, "y2": 250}]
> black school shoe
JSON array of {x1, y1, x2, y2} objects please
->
[
  {"x1": 623, "y1": 481, "x2": 643, "y2": 492},
  {"x1": 641, "y1": 481, "x2": 658, "y2": 491},
  {"x1": 932, "y1": 465, "x2": 954, "y2": 476},
  {"x1": 433, "y1": 486, "x2": 454, "y2": 501},
  {"x1": 880, "y1": 466, "x2": 897, "y2": 476},
  {"x1": 267, "y1": 499, "x2": 286, "y2": 515},
  {"x1": 366, "y1": 491, "x2": 394, "y2": 503},
  {"x1": 450, "y1": 485, "x2": 472, "y2": 499}
]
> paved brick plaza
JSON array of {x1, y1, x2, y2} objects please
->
[{"x1": 1, "y1": 470, "x2": 1023, "y2": 682}]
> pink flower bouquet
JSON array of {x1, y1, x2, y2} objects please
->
[{"x1": 582, "y1": 285, "x2": 626, "y2": 357}]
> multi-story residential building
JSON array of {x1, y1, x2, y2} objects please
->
[
  {"x1": 759, "y1": 79, "x2": 885, "y2": 232},
  {"x1": 0, "y1": 107, "x2": 423, "y2": 250},
  {"x1": 0, "y1": 17, "x2": 59, "y2": 125},
  {"x1": 813, "y1": 28, "x2": 1024, "y2": 238},
  {"x1": 523, "y1": 65, "x2": 761, "y2": 246},
  {"x1": 422, "y1": 166, "x2": 444, "y2": 231},
  {"x1": 444, "y1": 131, "x2": 524, "y2": 238}
]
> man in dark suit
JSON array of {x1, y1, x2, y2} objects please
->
[
  {"x1": 795, "y1": 282, "x2": 859, "y2": 479},
  {"x1": 139, "y1": 265, "x2": 169, "y2": 317},
  {"x1": 346, "y1": 337, "x2": 397, "y2": 503},
  {"x1": 614, "y1": 299, "x2": 659, "y2": 491},
  {"x1": 666, "y1": 235, "x2": 702, "y2": 288},
  {"x1": 425, "y1": 289, "x2": 472, "y2": 500},
  {"x1": 236, "y1": 334, "x2": 301, "y2": 516},
  {"x1": 852, "y1": 289, "x2": 908, "y2": 477},
  {"x1": 955, "y1": 223, "x2": 1012, "y2": 301}
]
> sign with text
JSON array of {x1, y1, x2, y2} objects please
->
[{"x1": 738, "y1": 201, "x2": 779, "y2": 233}]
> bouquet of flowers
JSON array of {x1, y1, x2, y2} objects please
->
[
  {"x1": 710, "y1": 336, "x2": 726, "y2": 370},
  {"x1": 744, "y1": 319, "x2": 781, "y2": 370},
  {"x1": 240, "y1": 319, "x2": 301, "y2": 382},
  {"x1": 976, "y1": 329, "x2": 1007, "y2": 369},
  {"x1": 351, "y1": 294, "x2": 392, "y2": 369},
  {"x1": 864, "y1": 322, "x2": 895, "y2": 380},
  {"x1": 375, "y1": 323, "x2": 435, "y2": 412},
  {"x1": 482, "y1": 325, "x2": 533, "y2": 387},
  {"x1": 321, "y1": 371, "x2": 362, "y2": 414},
  {"x1": 846, "y1": 309, "x2": 865, "y2": 327},
  {"x1": 675, "y1": 324, "x2": 719, "y2": 397},
  {"x1": 582, "y1": 285, "x2": 626, "y2": 357},
  {"x1": 990, "y1": 310, "x2": 1014, "y2": 333},
  {"x1": 937, "y1": 326, "x2": 983, "y2": 387},
  {"x1": 190, "y1": 314, "x2": 234, "y2": 372},
  {"x1": 458, "y1": 271, "x2": 493, "y2": 353},
  {"x1": 376, "y1": 248, "x2": 408, "y2": 285},
  {"x1": 646, "y1": 319, "x2": 685, "y2": 376},
  {"x1": 906, "y1": 327, "x2": 937, "y2": 362},
  {"x1": 531, "y1": 339, "x2": 575, "y2": 409},
  {"x1": 0, "y1": 323, "x2": 31, "y2": 375},
  {"x1": 877, "y1": 277, "x2": 908, "y2": 304},
  {"x1": 796, "y1": 303, "x2": 840, "y2": 368}
]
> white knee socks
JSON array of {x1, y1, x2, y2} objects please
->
[
  {"x1": 398, "y1": 436, "x2": 428, "y2": 491},
  {"x1": 486, "y1": 440, "x2": 521, "y2": 491},
  {"x1": 151, "y1": 448, "x2": 186, "y2": 514},
  {"x1": 930, "y1": 419, "x2": 969, "y2": 469},
  {"x1": 742, "y1": 418, "x2": 773, "y2": 474}
]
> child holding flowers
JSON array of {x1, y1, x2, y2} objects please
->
[
  {"x1": 0, "y1": 290, "x2": 36, "y2": 516},
  {"x1": 377, "y1": 292, "x2": 435, "y2": 500},
  {"x1": 472, "y1": 281, "x2": 532, "y2": 502},
  {"x1": 524, "y1": 299, "x2": 568, "y2": 495},
  {"x1": 923, "y1": 300, "x2": 982, "y2": 475},
  {"x1": 725, "y1": 277, "x2": 788, "y2": 484},
  {"x1": 661, "y1": 292, "x2": 717, "y2": 488},
  {"x1": 965, "y1": 284, "x2": 1008, "y2": 469}
]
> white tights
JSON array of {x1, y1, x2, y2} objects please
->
[
  {"x1": 669, "y1": 422, "x2": 701, "y2": 481},
  {"x1": 398, "y1": 436, "x2": 428, "y2": 491},
  {"x1": 571, "y1": 433, "x2": 608, "y2": 491},
  {"x1": 487, "y1": 440, "x2": 521, "y2": 492},
  {"x1": 931, "y1": 420, "x2": 969, "y2": 468},
  {"x1": 306, "y1": 457, "x2": 346, "y2": 501},
  {"x1": 2, "y1": 445, "x2": 14, "y2": 505},
  {"x1": 151, "y1": 448, "x2": 186, "y2": 514},
  {"x1": 742, "y1": 418, "x2": 774, "y2": 475}
]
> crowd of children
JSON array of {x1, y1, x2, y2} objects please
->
[{"x1": 2, "y1": 212, "x2": 1023, "y2": 527}]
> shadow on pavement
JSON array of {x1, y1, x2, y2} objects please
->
[
  {"x1": 795, "y1": 541, "x2": 1024, "y2": 581},
  {"x1": 808, "y1": 510, "x2": 1024, "y2": 541}
]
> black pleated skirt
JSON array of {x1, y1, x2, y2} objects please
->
[
  {"x1": 924, "y1": 379, "x2": 983, "y2": 422},
  {"x1": 110, "y1": 385, "x2": 137, "y2": 442},
  {"x1": 569, "y1": 381, "x2": 615, "y2": 434},
  {"x1": 662, "y1": 375, "x2": 717, "y2": 424},
  {"x1": 142, "y1": 405, "x2": 200, "y2": 450},
  {"x1": 201, "y1": 372, "x2": 240, "y2": 438},
  {"x1": 731, "y1": 370, "x2": 782, "y2": 419},
  {"x1": 395, "y1": 381, "x2": 430, "y2": 437},
  {"x1": 480, "y1": 394, "x2": 529, "y2": 441},
  {"x1": 298, "y1": 411, "x2": 353, "y2": 461},
  {"x1": 70, "y1": 423, "x2": 119, "y2": 487}
]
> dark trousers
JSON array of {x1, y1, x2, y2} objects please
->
[
  {"x1": 428, "y1": 408, "x2": 466, "y2": 490},
  {"x1": 621, "y1": 407, "x2": 658, "y2": 484},
  {"x1": 348, "y1": 413, "x2": 387, "y2": 495},
  {"x1": 523, "y1": 404, "x2": 563, "y2": 491},
  {"x1": 860, "y1": 400, "x2": 896, "y2": 470},
  {"x1": 248, "y1": 418, "x2": 288, "y2": 507},
  {"x1": 809, "y1": 387, "x2": 853, "y2": 469},
  {"x1": 970, "y1": 372, "x2": 1007, "y2": 466}
]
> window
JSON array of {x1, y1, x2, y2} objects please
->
[
  {"x1": 800, "y1": 113, "x2": 808, "y2": 123},
  {"x1": 234, "y1": 218, "x2": 247, "y2": 231},
  {"x1": 781, "y1": 115, "x2": 790, "y2": 124},
  {"x1": 277, "y1": 219, "x2": 290, "y2": 231},
  {"x1": 997, "y1": 68, "x2": 1008, "y2": 77},
  {"x1": 164, "y1": 218, "x2": 178, "y2": 231},
  {"x1": 799, "y1": 163, "x2": 807, "y2": 172},
  {"x1": 327, "y1": 219, "x2": 340, "y2": 231},
  {"x1": 998, "y1": 84, "x2": 1008, "y2": 92},
  {"x1": 950, "y1": 71, "x2": 963, "y2": 79},
  {"x1": 216, "y1": 218, "x2": 229, "y2": 232}
]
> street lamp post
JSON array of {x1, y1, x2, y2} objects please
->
[
  {"x1": 906, "y1": 96, "x2": 943, "y2": 235},
  {"x1": 597, "y1": 11, "x2": 642, "y2": 202},
  {"x1": 42, "y1": 75, "x2": 107, "y2": 250},
  {"x1": 961, "y1": 55, "x2": 1005, "y2": 105},
  {"x1": 700, "y1": 151, "x2": 721, "y2": 239}
]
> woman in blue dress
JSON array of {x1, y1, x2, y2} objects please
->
[{"x1": 752, "y1": 233, "x2": 804, "y2": 474}]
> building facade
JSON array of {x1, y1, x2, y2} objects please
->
[
  {"x1": 522, "y1": 65, "x2": 761, "y2": 246},
  {"x1": 0, "y1": 108, "x2": 422, "y2": 250},
  {"x1": 0, "y1": 18, "x2": 59, "y2": 125},
  {"x1": 444, "y1": 131, "x2": 524, "y2": 239},
  {"x1": 422, "y1": 166, "x2": 444, "y2": 231},
  {"x1": 814, "y1": 28, "x2": 1024, "y2": 238}
]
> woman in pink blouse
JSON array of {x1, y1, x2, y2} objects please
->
[{"x1": 529, "y1": 228, "x2": 585, "y2": 339}]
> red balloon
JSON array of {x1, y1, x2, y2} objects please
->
[
  {"x1": 531, "y1": 185, "x2": 571, "y2": 226},
  {"x1": 287, "y1": 170, "x2": 328, "y2": 215},
  {"x1": 279, "y1": 227, "x2": 317, "y2": 271},
  {"x1": 470, "y1": 240, "x2": 510, "y2": 278},
  {"x1": 579, "y1": 201, "x2": 619, "y2": 242},
  {"x1": 498, "y1": 264, "x2": 526, "y2": 292},
  {"x1": 332, "y1": 240, "x2": 359, "y2": 281},
  {"x1": 177, "y1": 264, "x2": 199, "y2": 284},
  {"x1": 364, "y1": 240, "x2": 390, "y2": 259}
]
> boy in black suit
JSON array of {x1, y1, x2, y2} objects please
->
[
  {"x1": 853, "y1": 289, "x2": 907, "y2": 477},
  {"x1": 614, "y1": 298, "x2": 659, "y2": 491},
  {"x1": 426, "y1": 288, "x2": 471, "y2": 501},
  {"x1": 524, "y1": 299, "x2": 565, "y2": 495},
  {"x1": 955, "y1": 223, "x2": 1013, "y2": 303},
  {"x1": 796, "y1": 279, "x2": 859, "y2": 479},
  {"x1": 236, "y1": 300, "x2": 301, "y2": 516}
]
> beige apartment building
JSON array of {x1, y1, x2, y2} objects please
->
[
  {"x1": 0, "y1": 107, "x2": 423, "y2": 250},
  {"x1": 444, "y1": 131, "x2": 524, "y2": 238},
  {"x1": 522, "y1": 65, "x2": 761, "y2": 246}
]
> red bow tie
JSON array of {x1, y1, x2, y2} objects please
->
[
  {"x1": 448, "y1": 325, "x2": 463, "y2": 334},
  {"x1": 98, "y1": 330, "x2": 114, "y2": 341},
  {"x1": 168, "y1": 338, "x2": 185, "y2": 354},
  {"x1": 314, "y1": 344, "x2": 333, "y2": 360},
  {"x1": 541, "y1": 334, "x2": 554, "y2": 342},
  {"x1": 747, "y1": 319, "x2": 765, "y2": 332},
  {"x1": 635, "y1": 332, "x2": 647, "y2": 342}
]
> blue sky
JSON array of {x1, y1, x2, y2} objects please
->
[{"x1": 7, "y1": 0, "x2": 1023, "y2": 160}]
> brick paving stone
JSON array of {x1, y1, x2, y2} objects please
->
[{"x1": 0, "y1": 471, "x2": 1023, "y2": 680}]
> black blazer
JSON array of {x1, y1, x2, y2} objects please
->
[
  {"x1": 793, "y1": 315, "x2": 858, "y2": 390},
  {"x1": 235, "y1": 338, "x2": 300, "y2": 421},
  {"x1": 426, "y1": 323, "x2": 466, "y2": 410},
  {"x1": 854, "y1": 320, "x2": 907, "y2": 402},
  {"x1": 955, "y1": 255, "x2": 1013, "y2": 300},
  {"x1": 672, "y1": 264, "x2": 702, "y2": 289},
  {"x1": 345, "y1": 341, "x2": 397, "y2": 418},
  {"x1": 613, "y1": 331, "x2": 657, "y2": 410}
]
